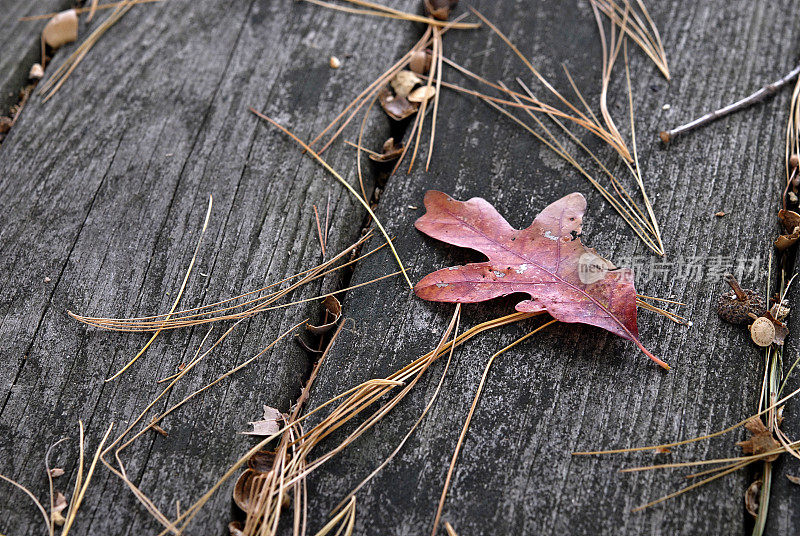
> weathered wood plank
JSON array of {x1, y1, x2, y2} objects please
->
[
  {"x1": 0, "y1": 1, "x2": 418, "y2": 534},
  {"x1": 301, "y1": 1, "x2": 800, "y2": 534}
]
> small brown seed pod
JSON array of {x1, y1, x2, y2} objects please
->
[
  {"x1": 409, "y1": 49, "x2": 433, "y2": 75},
  {"x1": 717, "y1": 273, "x2": 766, "y2": 325},
  {"x1": 790, "y1": 153, "x2": 800, "y2": 169},
  {"x1": 423, "y1": 0, "x2": 458, "y2": 20},
  {"x1": 750, "y1": 317, "x2": 776, "y2": 347}
]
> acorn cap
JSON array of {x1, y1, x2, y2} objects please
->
[
  {"x1": 716, "y1": 274, "x2": 766, "y2": 325},
  {"x1": 750, "y1": 317, "x2": 776, "y2": 347}
]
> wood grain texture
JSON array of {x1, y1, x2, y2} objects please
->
[
  {"x1": 0, "y1": 0, "x2": 417, "y2": 534},
  {"x1": 2, "y1": 0, "x2": 799, "y2": 535},
  {"x1": 0, "y1": 1, "x2": 73, "y2": 115},
  {"x1": 300, "y1": 1, "x2": 800, "y2": 535}
]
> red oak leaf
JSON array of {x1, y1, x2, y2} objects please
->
[{"x1": 414, "y1": 191, "x2": 668, "y2": 369}]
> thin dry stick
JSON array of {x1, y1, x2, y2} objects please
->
[
  {"x1": 105, "y1": 195, "x2": 212, "y2": 381},
  {"x1": 431, "y1": 319, "x2": 557, "y2": 536},
  {"x1": 660, "y1": 63, "x2": 800, "y2": 143},
  {"x1": 249, "y1": 109, "x2": 412, "y2": 288}
]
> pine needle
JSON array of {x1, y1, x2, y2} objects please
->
[
  {"x1": 104, "y1": 195, "x2": 213, "y2": 381},
  {"x1": 249, "y1": 109, "x2": 412, "y2": 289}
]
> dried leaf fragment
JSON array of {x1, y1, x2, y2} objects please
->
[
  {"x1": 48, "y1": 467, "x2": 64, "y2": 478},
  {"x1": 52, "y1": 491, "x2": 68, "y2": 526},
  {"x1": 745, "y1": 479, "x2": 762, "y2": 518},
  {"x1": 42, "y1": 10, "x2": 79, "y2": 50},
  {"x1": 379, "y1": 87, "x2": 418, "y2": 121},
  {"x1": 787, "y1": 474, "x2": 800, "y2": 485},
  {"x1": 715, "y1": 211, "x2": 726, "y2": 217},
  {"x1": 424, "y1": 0, "x2": 458, "y2": 20},
  {"x1": 234, "y1": 468, "x2": 290, "y2": 513},
  {"x1": 775, "y1": 226, "x2": 800, "y2": 250},
  {"x1": 408, "y1": 85, "x2": 436, "y2": 103},
  {"x1": 329, "y1": 56, "x2": 341, "y2": 69},
  {"x1": 409, "y1": 48, "x2": 433, "y2": 74},
  {"x1": 391, "y1": 70, "x2": 421, "y2": 98},
  {"x1": 29, "y1": 63, "x2": 44, "y2": 80},
  {"x1": 779, "y1": 209, "x2": 800, "y2": 232},
  {"x1": 737, "y1": 417, "x2": 780, "y2": 461},
  {"x1": 368, "y1": 137, "x2": 404, "y2": 162},
  {"x1": 248, "y1": 450, "x2": 277, "y2": 473},
  {"x1": 307, "y1": 295, "x2": 342, "y2": 335},
  {"x1": 229, "y1": 521, "x2": 245, "y2": 536},
  {"x1": 242, "y1": 405, "x2": 283, "y2": 436}
]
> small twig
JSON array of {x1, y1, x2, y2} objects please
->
[{"x1": 660, "y1": 63, "x2": 800, "y2": 143}]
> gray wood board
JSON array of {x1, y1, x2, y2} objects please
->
[
  {"x1": 0, "y1": 0, "x2": 418, "y2": 534},
  {"x1": 301, "y1": 1, "x2": 800, "y2": 535}
]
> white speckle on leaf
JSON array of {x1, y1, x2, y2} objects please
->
[
  {"x1": 436, "y1": 282, "x2": 449, "y2": 288},
  {"x1": 544, "y1": 230, "x2": 559, "y2": 241},
  {"x1": 515, "y1": 264, "x2": 529, "y2": 274},
  {"x1": 492, "y1": 270, "x2": 506, "y2": 278},
  {"x1": 447, "y1": 266, "x2": 459, "y2": 270}
]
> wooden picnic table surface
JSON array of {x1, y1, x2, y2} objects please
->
[{"x1": 1, "y1": 1, "x2": 800, "y2": 534}]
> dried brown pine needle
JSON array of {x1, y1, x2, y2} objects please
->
[
  {"x1": 61, "y1": 422, "x2": 115, "y2": 536},
  {"x1": 101, "y1": 195, "x2": 212, "y2": 381},
  {"x1": 573, "y1": 383, "x2": 800, "y2": 456},
  {"x1": 250, "y1": 109, "x2": 412, "y2": 288},
  {"x1": 70, "y1": 234, "x2": 384, "y2": 332},
  {"x1": 0, "y1": 474, "x2": 51, "y2": 532},
  {"x1": 434, "y1": 11, "x2": 664, "y2": 255},
  {"x1": 39, "y1": 0, "x2": 158, "y2": 102},
  {"x1": 590, "y1": 0, "x2": 669, "y2": 80},
  {"x1": 300, "y1": 0, "x2": 479, "y2": 29},
  {"x1": 161, "y1": 311, "x2": 542, "y2": 535},
  {"x1": 432, "y1": 319, "x2": 557, "y2": 536},
  {"x1": 20, "y1": 0, "x2": 164, "y2": 21}
]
